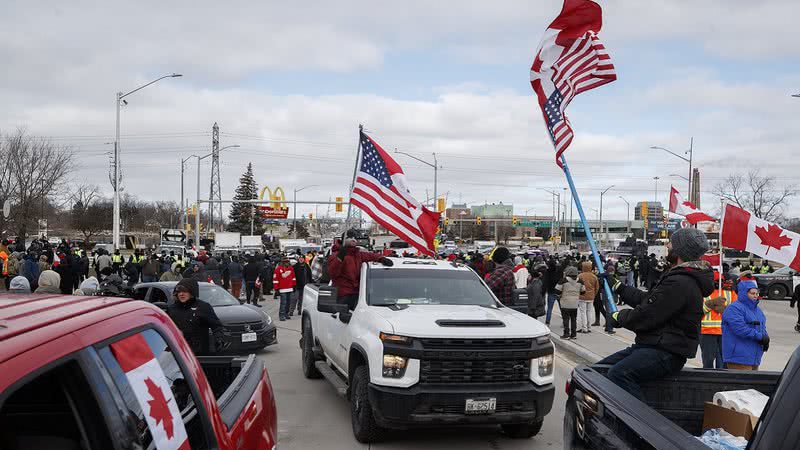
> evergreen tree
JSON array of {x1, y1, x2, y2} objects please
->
[{"x1": 227, "y1": 163, "x2": 264, "y2": 234}]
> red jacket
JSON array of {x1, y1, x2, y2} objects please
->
[
  {"x1": 327, "y1": 244, "x2": 383, "y2": 297},
  {"x1": 273, "y1": 265, "x2": 296, "y2": 292}
]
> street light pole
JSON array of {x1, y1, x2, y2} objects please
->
[
  {"x1": 193, "y1": 144, "x2": 239, "y2": 247},
  {"x1": 654, "y1": 176, "x2": 660, "y2": 203},
  {"x1": 293, "y1": 184, "x2": 320, "y2": 238},
  {"x1": 113, "y1": 73, "x2": 182, "y2": 250},
  {"x1": 619, "y1": 196, "x2": 630, "y2": 234},
  {"x1": 180, "y1": 155, "x2": 194, "y2": 230},
  {"x1": 599, "y1": 185, "x2": 615, "y2": 250},
  {"x1": 650, "y1": 138, "x2": 693, "y2": 203},
  {"x1": 394, "y1": 150, "x2": 439, "y2": 210}
]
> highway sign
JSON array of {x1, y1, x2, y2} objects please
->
[
  {"x1": 161, "y1": 228, "x2": 187, "y2": 244},
  {"x1": 515, "y1": 221, "x2": 552, "y2": 228}
]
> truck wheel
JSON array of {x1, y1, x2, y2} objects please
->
[
  {"x1": 501, "y1": 418, "x2": 544, "y2": 439},
  {"x1": 350, "y1": 365, "x2": 384, "y2": 443},
  {"x1": 301, "y1": 319, "x2": 322, "y2": 379},
  {"x1": 768, "y1": 284, "x2": 787, "y2": 300}
]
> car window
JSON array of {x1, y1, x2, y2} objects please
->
[
  {"x1": 97, "y1": 329, "x2": 212, "y2": 450},
  {"x1": 199, "y1": 285, "x2": 240, "y2": 306},
  {"x1": 150, "y1": 288, "x2": 169, "y2": 303},
  {"x1": 0, "y1": 359, "x2": 115, "y2": 449},
  {"x1": 133, "y1": 287, "x2": 149, "y2": 301},
  {"x1": 368, "y1": 269, "x2": 497, "y2": 306}
]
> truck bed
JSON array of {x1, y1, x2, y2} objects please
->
[{"x1": 566, "y1": 364, "x2": 782, "y2": 450}]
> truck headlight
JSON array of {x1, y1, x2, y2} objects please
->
[
  {"x1": 538, "y1": 354, "x2": 554, "y2": 377},
  {"x1": 382, "y1": 354, "x2": 408, "y2": 378},
  {"x1": 379, "y1": 332, "x2": 413, "y2": 345}
]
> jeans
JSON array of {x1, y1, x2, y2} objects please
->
[
  {"x1": 288, "y1": 290, "x2": 298, "y2": 316},
  {"x1": 577, "y1": 301, "x2": 594, "y2": 332},
  {"x1": 245, "y1": 282, "x2": 258, "y2": 305},
  {"x1": 561, "y1": 308, "x2": 577, "y2": 337},
  {"x1": 597, "y1": 344, "x2": 687, "y2": 401},
  {"x1": 295, "y1": 285, "x2": 305, "y2": 313},
  {"x1": 142, "y1": 275, "x2": 157, "y2": 283},
  {"x1": 279, "y1": 292, "x2": 292, "y2": 319},
  {"x1": 699, "y1": 334, "x2": 724, "y2": 369},
  {"x1": 545, "y1": 290, "x2": 559, "y2": 324},
  {"x1": 230, "y1": 280, "x2": 242, "y2": 299}
]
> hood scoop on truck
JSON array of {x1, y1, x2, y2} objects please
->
[{"x1": 435, "y1": 319, "x2": 505, "y2": 328}]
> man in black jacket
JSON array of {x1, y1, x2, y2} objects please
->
[
  {"x1": 243, "y1": 256, "x2": 261, "y2": 306},
  {"x1": 601, "y1": 227, "x2": 714, "y2": 400},
  {"x1": 292, "y1": 254, "x2": 312, "y2": 317},
  {"x1": 167, "y1": 278, "x2": 225, "y2": 355}
]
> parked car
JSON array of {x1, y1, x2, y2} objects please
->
[
  {"x1": 134, "y1": 281, "x2": 277, "y2": 353},
  {"x1": 754, "y1": 265, "x2": 798, "y2": 299},
  {"x1": 0, "y1": 294, "x2": 277, "y2": 449}
]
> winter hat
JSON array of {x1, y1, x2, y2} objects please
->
[
  {"x1": 737, "y1": 279, "x2": 759, "y2": 300},
  {"x1": 514, "y1": 256, "x2": 523, "y2": 265},
  {"x1": 492, "y1": 246, "x2": 511, "y2": 263},
  {"x1": 80, "y1": 277, "x2": 100, "y2": 295},
  {"x1": 174, "y1": 278, "x2": 199, "y2": 299},
  {"x1": 564, "y1": 266, "x2": 579, "y2": 278},
  {"x1": 9, "y1": 276, "x2": 31, "y2": 293},
  {"x1": 670, "y1": 227, "x2": 709, "y2": 262},
  {"x1": 38, "y1": 270, "x2": 61, "y2": 289}
]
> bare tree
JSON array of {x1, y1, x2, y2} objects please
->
[
  {"x1": 2, "y1": 129, "x2": 74, "y2": 240},
  {"x1": 713, "y1": 170, "x2": 796, "y2": 222},
  {"x1": 69, "y1": 184, "x2": 108, "y2": 244}
]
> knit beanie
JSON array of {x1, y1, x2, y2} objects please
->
[
  {"x1": 670, "y1": 227, "x2": 709, "y2": 262},
  {"x1": 492, "y1": 247, "x2": 511, "y2": 264},
  {"x1": 564, "y1": 266, "x2": 579, "y2": 278}
]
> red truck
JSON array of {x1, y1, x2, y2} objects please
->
[{"x1": 0, "y1": 294, "x2": 277, "y2": 450}]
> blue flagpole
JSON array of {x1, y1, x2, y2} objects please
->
[{"x1": 559, "y1": 154, "x2": 618, "y2": 313}]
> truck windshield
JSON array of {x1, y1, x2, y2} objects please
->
[{"x1": 368, "y1": 269, "x2": 497, "y2": 307}]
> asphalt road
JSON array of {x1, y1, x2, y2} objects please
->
[{"x1": 255, "y1": 300, "x2": 575, "y2": 449}]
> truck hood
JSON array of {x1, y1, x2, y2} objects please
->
[{"x1": 370, "y1": 304, "x2": 549, "y2": 338}]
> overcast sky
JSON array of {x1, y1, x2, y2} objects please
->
[{"x1": 2, "y1": 0, "x2": 799, "y2": 222}]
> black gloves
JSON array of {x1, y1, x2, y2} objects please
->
[
  {"x1": 379, "y1": 257, "x2": 394, "y2": 267},
  {"x1": 337, "y1": 243, "x2": 347, "y2": 261},
  {"x1": 607, "y1": 311, "x2": 621, "y2": 328},
  {"x1": 760, "y1": 334, "x2": 770, "y2": 352}
]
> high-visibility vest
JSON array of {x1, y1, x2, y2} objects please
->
[
  {"x1": 112, "y1": 254, "x2": 123, "y2": 264},
  {"x1": 760, "y1": 265, "x2": 770, "y2": 274},
  {"x1": 0, "y1": 251, "x2": 8, "y2": 276},
  {"x1": 701, "y1": 289, "x2": 737, "y2": 335}
]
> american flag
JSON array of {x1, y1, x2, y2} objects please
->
[
  {"x1": 350, "y1": 132, "x2": 441, "y2": 256},
  {"x1": 530, "y1": 0, "x2": 617, "y2": 167}
]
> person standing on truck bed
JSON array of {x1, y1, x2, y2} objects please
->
[
  {"x1": 327, "y1": 234, "x2": 392, "y2": 310},
  {"x1": 166, "y1": 278, "x2": 225, "y2": 355},
  {"x1": 603, "y1": 227, "x2": 714, "y2": 401},
  {"x1": 486, "y1": 247, "x2": 515, "y2": 306}
]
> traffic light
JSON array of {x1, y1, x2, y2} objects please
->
[
  {"x1": 437, "y1": 197, "x2": 446, "y2": 213},
  {"x1": 444, "y1": 217, "x2": 449, "y2": 226},
  {"x1": 335, "y1": 196, "x2": 344, "y2": 213},
  {"x1": 512, "y1": 216, "x2": 518, "y2": 226},
  {"x1": 309, "y1": 213, "x2": 314, "y2": 220},
  {"x1": 476, "y1": 216, "x2": 482, "y2": 225}
]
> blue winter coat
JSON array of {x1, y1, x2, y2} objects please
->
[{"x1": 722, "y1": 283, "x2": 767, "y2": 366}]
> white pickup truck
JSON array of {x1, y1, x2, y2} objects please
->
[{"x1": 299, "y1": 257, "x2": 555, "y2": 443}]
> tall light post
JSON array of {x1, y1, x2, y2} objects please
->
[
  {"x1": 394, "y1": 150, "x2": 439, "y2": 211},
  {"x1": 653, "y1": 176, "x2": 660, "y2": 204},
  {"x1": 459, "y1": 210, "x2": 467, "y2": 240},
  {"x1": 599, "y1": 185, "x2": 614, "y2": 249},
  {"x1": 180, "y1": 155, "x2": 195, "y2": 230},
  {"x1": 618, "y1": 196, "x2": 630, "y2": 234},
  {"x1": 113, "y1": 73, "x2": 182, "y2": 249},
  {"x1": 193, "y1": 144, "x2": 239, "y2": 247},
  {"x1": 650, "y1": 138, "x2": 693, "y2": 202},
  {"x1": 293, "y1": 184, "x2": 320, "y2": 238},
  {"x1": 541, "y1": 189, "x2": 561, "y2": 242}
]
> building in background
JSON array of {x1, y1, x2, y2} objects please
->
[{"x1": 635, "y1": 201, "x2": 664, "y2": 224}]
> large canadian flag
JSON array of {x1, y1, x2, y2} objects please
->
[
  {"x1": 111, "y1": 334, "x2": 190, "y2": 450},
  {"x1": 669, "y1": 186, "x2": 715, "y2": 224},
  {"x1": 721, "y1": 203, "x2": 800, "y2": 271}
]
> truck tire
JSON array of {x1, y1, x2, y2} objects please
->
[
  {"x1": 768, "y1": 284, "x2": 788, "y2": 300},
  {"x1": 350, "y1": 365, "x2": 384, "y2": 443},
  {"x1": 301, "y1": 319, "x2": 322, "y2": 379},
  {"x1": 501, "y1": 418, "x2": 544, "y2": 439}
]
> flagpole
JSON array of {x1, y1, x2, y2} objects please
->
[
  {"x1": 345, "y1": 124, "x2": 364, "y2": 228},
  {"x1": 560, "y1": 154, "x2": 617, "y2": 313},
  {"x1": 719, "y1": 198, "x2": 724, "y2": 291}
]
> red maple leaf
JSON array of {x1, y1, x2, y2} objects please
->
[
  {"x1": 144, "y1": 377, "x2": 174, "y2": 439},
  {"x1": 754, "y1": 224, "x2": 793, "y2": 254}
]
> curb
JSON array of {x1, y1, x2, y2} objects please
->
[{"x1": 550, "y1": 332, "x2": 602, "y2": 364}]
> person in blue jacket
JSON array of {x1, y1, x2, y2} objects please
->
[{"x1": 722, "y1": 278, "x2": 768, "y2": 370}]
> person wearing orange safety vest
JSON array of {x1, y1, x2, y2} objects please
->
[{"x1": 699, "y1": 272, "x2": 738, "y2": 369}]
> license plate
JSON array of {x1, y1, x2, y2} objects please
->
[
  {"x1": 465, "y1": 398, "x2": 496, "y2": 415},
  {"x1": 241, "y1": 332, "x2": 257, "y2": 343}
]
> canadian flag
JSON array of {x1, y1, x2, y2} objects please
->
[
  {"x1": 111, "y1": 334, "x2": 190, "y2": 450},
  {"x1": 721, "y1": 203, "x2": 800, "y2": 271},
  {"x1": 700, "y1": 253, "x2": 721, "y2": 268},
  {"x1": 669, "y1": 186, "x2": 715, "y2": 224}
]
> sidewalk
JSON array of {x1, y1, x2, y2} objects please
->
[{"x1": 544, "y1": 305, "x2": 794, "y2": 371}]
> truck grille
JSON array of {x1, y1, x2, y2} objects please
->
[
  {"x1": 418, "y1": 338, "x2": 532, "y2": 350},
  {"x1": 420, "y1": 359, "x2": 530, "y2": 384}
]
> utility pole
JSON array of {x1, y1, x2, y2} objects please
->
[
  {"x1": 180, "y1": 155, "x2": 194, "y2": 230},
  {"x1": 599, "y1": 185, "x2": 615, "y2": 250},
  {"x1": 619, "y1": 196, "x2": 631, "y2": 234},
  {"x1": 209, "y1": 122, "x2": 222, "y2": 234}
]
